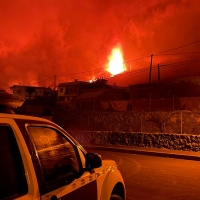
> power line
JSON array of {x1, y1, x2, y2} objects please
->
[
  {"x1": 34, "y1": 56, "x2": 200, "y2": 85},
  {"x1": 56, "y1": 68, "x2": 105, "y2": 77},
  {"x1": 31, "y1": 40, "x2": 200, "y2": 85},
  {"x1": 37, "y1": 56, "x2": 151, "y2": 81},
  {"x1": 34, "y1": 76, "x2": 55, "y2": 84},
  {"x1": 154, "y1": 52, "x2": 200, "y2": 56},
  {"x1": 33, "y1": 55, "x2": 152, "y2": 83},
  {"x1": 124, "y1": 55, "x2": 150, "y2": 64},
  {"x1": 105, "y1": 58, "x2": 200, "y2": 80},
  {"x1": 160, "y1": 58, "x2": 200, "y2": 68},
  {"x1": 154, "y1": 40, "x2": 200, "y2": 55}
]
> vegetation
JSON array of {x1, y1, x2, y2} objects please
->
[
  {"x1": 89, "y1": 78, "x2": 111, "y2": 89},
  {"x1": 26, "y1": 86, "x2": 36, "y2": 100}
]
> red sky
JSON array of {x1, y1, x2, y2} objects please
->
[{"x1": 0, "y1": 0, "x2": 200, "y2": 90}]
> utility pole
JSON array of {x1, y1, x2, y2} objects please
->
[
  {"x1": 149, "y1": 54, "x2": 153, "y2": 111},
  {"x1": 149, "y1": 54, "x2": 153, "y2": 84},
  {"x1": 54, "y1": 75, "x2": 56, "y2": 90},
  {"x1": 158, "y1": 63, "x2": 160, "y2": 83}
]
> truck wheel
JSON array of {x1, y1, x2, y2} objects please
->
[{"x1": 110, "y1": 194, "x2": 123, "y2": 200}]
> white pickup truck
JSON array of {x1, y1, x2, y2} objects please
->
[{"x1": 0, "y1": 113, "x2": 125, "y2": 200}]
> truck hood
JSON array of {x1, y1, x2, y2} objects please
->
[{"x1": 102, "y1": 159, "x2": 117, "y2": 168}]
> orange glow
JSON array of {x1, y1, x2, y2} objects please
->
[
  {"x1": 89, "y1": 77, "x2": 97, "y2": 83},
  {"x1": 107, "y1": 47, "x2": 126, "y2": 76}
]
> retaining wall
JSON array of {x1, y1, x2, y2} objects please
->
[{"x1": 69, "y1": 131, "x2": 200, "y2": 152}]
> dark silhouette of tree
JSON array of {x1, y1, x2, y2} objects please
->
[
  {"x1": 26, "y1": 87, "x2": 36, "y2": 100},
  {"x1": 89, "y1": 78, "x2": 111, "y2": 89},
  {"x1": 94, "y1": 78, "x2": 108, "y2": 85}
]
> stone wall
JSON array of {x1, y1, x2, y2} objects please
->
[{"x1": 69, "y1": 131, "x2": 200, "y2": 152}]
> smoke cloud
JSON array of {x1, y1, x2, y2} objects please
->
[{"x1": 0, "y1": 0, "x2": 200, "y2": 90}]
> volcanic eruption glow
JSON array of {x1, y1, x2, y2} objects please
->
[
  {"x1": 1, "y1": 1, "x2": 200, "y2": 89},
  {"x1": 107, "y1": 47, "x2": 126, "y2": 76}
]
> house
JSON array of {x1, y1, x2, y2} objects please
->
[
  {"x1": 57, "y1": 79, "x2": 90, "y2": 101},
  {"x1": 56, "y1": 79, "x2": 130, "y2": 111},
  {"x1": 72, "y1": 88, "x2": 129, "y2": 111},
  {"x1": 10, "y1": 85, "x2": 52, "y2": 100},
  {"x1": 175, "y1": 76, "x2": 200, "y2": 85},
  {"x1": 10, "y1": 85, "x2": 55, "y2": 116},
  {"x1": 15, "y1": 95, "x2": 57, "y2": 117},
  {"x1": 129, "y1": 82, "x2": 174, "y2": 99}
]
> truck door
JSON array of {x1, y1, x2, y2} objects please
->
[
  {"x1": 27, "y1": 125, "x2": 98, "y2": 200},
  {"x1": 0, "y1": 124, "x2": 29, "y2": 200}
]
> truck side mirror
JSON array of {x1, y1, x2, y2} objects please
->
[{"x1": 85, "y1": 152, "x2": 102, "y2": 170}]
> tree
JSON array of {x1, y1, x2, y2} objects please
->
[
  {"x1": 94, "y1": 78, "x2": 108, "y2": 85},
  {"x1": 90, "y1": 78, "x2": 110, "y2": 89},
  {"x1": 26, "y1": 87, "x2": 36, "y2": 100}
]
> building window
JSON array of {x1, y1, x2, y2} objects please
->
[
  {"x1": 60, "y1": 88, "x2": 63, "y2": 93},
  {"x1": 17, "y1": 90, "x2": 21, "y2": 95},
  {"x1": 65, "y1": 88, "x2": 69, "y2": 95}
]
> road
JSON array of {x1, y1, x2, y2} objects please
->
[{"x1": 86, "y1": 148, "x2": 200, "y2": 200}]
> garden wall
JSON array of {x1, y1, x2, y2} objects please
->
[{"x1": 69, "y1": 131, "x2": 200, "y2": 152}]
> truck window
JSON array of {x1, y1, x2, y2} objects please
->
[
  {"x1": 27, "y1": 126, "x2": 79, "y2": 183},
  {"x1": 0, "y1": 125, "x2": 28, "y2": 199}
]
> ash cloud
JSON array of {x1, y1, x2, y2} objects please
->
[{"x1": 0, "y1": 0, "x2": 200, "y2": 90}]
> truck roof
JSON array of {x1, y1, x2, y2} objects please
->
[{"x1": 0, "y1": 112, "x2": 51, "y2": 122}]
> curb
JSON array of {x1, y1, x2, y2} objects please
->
[{"x1": 83, "y1": 144, "x2": 200, "y2": 161}]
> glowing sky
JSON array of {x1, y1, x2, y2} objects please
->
[{"x1": 0, "y1": 0, "x2": 200, "y2": 90}]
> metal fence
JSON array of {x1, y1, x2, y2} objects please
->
[{"x1": 52, "y1": 109, "x2": 200, "y2": 135}]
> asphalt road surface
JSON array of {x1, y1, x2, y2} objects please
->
[{"x1": 86, "y1": 148, "x2": 200, "y2": 200}]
